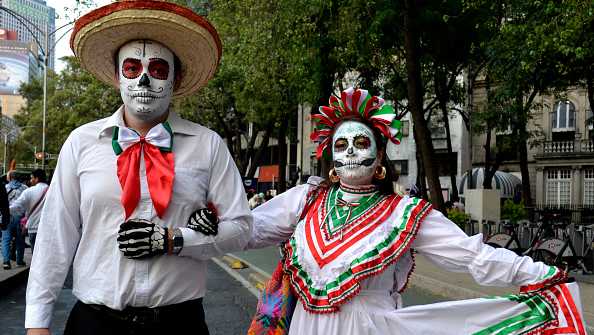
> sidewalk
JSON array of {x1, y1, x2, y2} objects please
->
[
  {"x1": 410, "y1": 254, "x2": 594, "y2": 334},
  {"x1": 0, "y1": 248, "x2": 32, "y2": 293}
]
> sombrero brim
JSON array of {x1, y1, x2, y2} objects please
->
[{"x1": 70, "y1": 1, "x2": 222, "y2": 98}]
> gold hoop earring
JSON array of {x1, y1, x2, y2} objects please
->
[
  {"x1": 329, "y1": 168, "x2": 340, "y2": 183},
  {"x1": 374, "y1": 166, "x2": 386, "y2": 180}
]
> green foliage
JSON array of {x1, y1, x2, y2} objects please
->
[
  {"x1": 12, "y1": 57, "x2": 120, "y2": 168},
  {"x1": 447, "y1": 208, "x2": 470, "y2": 230},
  {"x1": 501, "y1": 200, "x2": 528, "y2": 224}
]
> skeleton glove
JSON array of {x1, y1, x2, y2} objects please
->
[
  {"x1": 118, "y1": 219, "x2": 168, "y2": 259},
  {"x1": 187, "y1": 207, "x2": 219, "y2": 235}
]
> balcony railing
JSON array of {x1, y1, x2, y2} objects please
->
[{"x1": 541, "y1": 139, "x2": 594, "y2": 156}]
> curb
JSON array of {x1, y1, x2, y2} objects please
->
[{"x1": 0, "y1": 267, "x2": 29, "y2": 296}]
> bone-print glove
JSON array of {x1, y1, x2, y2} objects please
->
[
  {"x1": 117, "y1": 219, "x2": 168, "y2": 259},
  {"x1": 187, "y1": 206, "x2": 219, "y2": 236}
]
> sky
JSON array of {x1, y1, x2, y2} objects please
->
[{"x1": 46, "y1": 0, "x2": 111, "y2": 73}]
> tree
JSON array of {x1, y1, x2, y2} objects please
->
[{"x1": 13, "y1": 57, "x2": 120, "y2": 168}]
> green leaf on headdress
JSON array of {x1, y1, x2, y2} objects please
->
[
  {"x1": 376, "y1": 104, "x2": 395, "y2": 116},
  {"x1": 391, "y1": 119, "x2": 403, "y2": 141},
  {"x1": 358, "y1": 94, "x2": 372, "y2": 116}
]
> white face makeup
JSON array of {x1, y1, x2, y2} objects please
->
[
  {"x1": 118, "y1": 40, "x2": 175, "y2": 122},
  {"x1": 332, "y1": 120, "x2": 379, "y2": 185}
]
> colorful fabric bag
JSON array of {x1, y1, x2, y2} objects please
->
[
  {"x1": 247, "y1": 181, "x2": 323, "y2": 335},
  {"x1": 247, "y1": 260, "x2": 296, "y2": 335}
]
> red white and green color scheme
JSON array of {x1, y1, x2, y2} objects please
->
[
  {"x1": 283, "y1": 187, "x2": 432, "y2": 313},
  {"x1": 310, "y1": 87, "x2": 403, "y2": 158}
]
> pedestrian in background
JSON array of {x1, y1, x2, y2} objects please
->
[
  {"x1": 0, "y1": 175, "x2": 10, "y2": 269},
  {"x1": 2, "y1": 170, "x2": 27, "y2": 269},
  {"x1": 9, "y1": 169, "x2": 48, "y2": 253},
  {"x1": 249, "y1": 193, "x2": 266, "y2": 209}
]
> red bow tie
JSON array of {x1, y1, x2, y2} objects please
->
[{"x1": 112, "y1": 123, "x2": 175, "y2": 219}]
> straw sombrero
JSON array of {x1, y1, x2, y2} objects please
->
[{"x1": 70, "y1": 0, "x2": 222, "y2": 97}]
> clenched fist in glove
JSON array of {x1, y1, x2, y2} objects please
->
[
  {"x1": 118, "y1": 219, "x2": 168, "y2": 259},
  {"x1": 187, "y1": 207, "x2": 219, "y2": 235}
]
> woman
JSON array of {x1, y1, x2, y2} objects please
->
[{"x1": 194, "y1": 88, "x2": 585, "y2": 334}]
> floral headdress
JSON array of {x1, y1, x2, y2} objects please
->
[{"x1": 310, "y1": 87, "x2": 402, "y2": 158}]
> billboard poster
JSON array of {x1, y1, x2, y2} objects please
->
[{"x1": 0, "y1": 48, "x2": 29, "y2": 95}]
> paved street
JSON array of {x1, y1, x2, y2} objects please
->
[
  {"x1": 0, "y1": 262, "x2": 257, "y2": 335},
  {"x1": 0, "y1": 246, "x2": 449, "y2": 335}
]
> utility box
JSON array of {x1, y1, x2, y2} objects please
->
[{"x1": 465, "y1": 189, "x2": 500, "y2": 234}]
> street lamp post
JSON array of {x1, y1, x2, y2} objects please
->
[{"x1": 0, "y1": 6, "x2": 74, "y2": 170}]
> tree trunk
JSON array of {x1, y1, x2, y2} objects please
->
[
  {"x1": 404, "y1": 0, "x2": 444, "y2": 212},
  {"x1": 517, "y1": 94, "x2": 533, "y2": 206},
  {"x1": 413, "y1": 124, "x2": 428, "y2": 199},
  {"x1": 278, "y1": 117, "x2": 288, "y2": 193},
  {"x1": 587, "y1": 73, "x2": 594, "y2": 119},
  {"x1": 436, "y1": 69, "x2": 459, "y2": 201},
  {"x1": 315, "y1": 0, "x2": 338, "y2": 180},
  {"x1": 240, "y1": 126, "x2": 259, "y2": 176},
  {"x1": 519, "y1": 126, "x2": 532, "y2": 205},
  {"x1": 247, "y1": 123, "x2": 274, "y2": 178}
]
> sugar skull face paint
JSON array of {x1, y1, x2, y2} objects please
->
[
  {"x1": 118, "y1": 40, "x2": 174, "y2": 121},
  {"x1": 332, "y1": 120, "x2": 379, "y2": 185}
]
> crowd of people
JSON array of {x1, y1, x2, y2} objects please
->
[{"x1": 0, "y1": 169, "x2": 48, "y2": 270}]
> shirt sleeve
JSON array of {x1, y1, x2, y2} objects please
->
[
  {"x1": 9, "y1": 188, "x2": 29, "y2": 217},
  {"x1": 178, "y1": 135, "x2": 253, "y2": 260},
  {"x1": 412, "y1": 208, "x2": 556, "y2": 287},
  {"x1": 0, "y1": 183, "x2": 9, "y2": 227},
  {"x1": 26, "y1": 134, "x2": 82, "y2": 329},
  {"x1": 246, "y1": 183, "x2": 311, "y2": 249}
]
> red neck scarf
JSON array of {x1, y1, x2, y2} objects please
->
[{"x1": 112, "y1": 122, "x2": 175, "y2": 219}]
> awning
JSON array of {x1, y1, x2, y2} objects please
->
[
  {"x1": 257, "y1": 165, "x2": 279, "y2": 182},
  {"x1": 459, "y1": 168, "x2": 521, "y2": 198}
]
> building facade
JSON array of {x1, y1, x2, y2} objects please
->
[
  {"x1": 471, "y1": 82, "x2": 594, "y2": 214},
  {"x1": 0, "y1": 0, "x2": 55, "y2": 69}
]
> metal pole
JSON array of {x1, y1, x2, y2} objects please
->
[{"x1": 42, "y1": 23, "x2": 48, "y2": 170}]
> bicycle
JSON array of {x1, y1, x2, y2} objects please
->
[
  {"x1": 522, "y1": 213, "x2": 585, "y2": 272},
  {"x1": 485, "y1": 220, "x2": 523, "y2": 254}
]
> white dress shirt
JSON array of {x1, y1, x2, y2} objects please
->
[
  {"x1": 10, "y1": 182, "x2": 48, "y2": 233},
  {"x1": 25, "y1": 106, "x2": 253, "y2": 328}
]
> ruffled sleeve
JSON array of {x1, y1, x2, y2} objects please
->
[
  {"x1": 247, "y1": 177, "x2": 323, "y2": 249},
  {"x1": 412, "y1": 208, "x2": 561, "y2": 287}
]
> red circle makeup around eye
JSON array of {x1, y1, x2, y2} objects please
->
[
  {"x1": 334, "y1": 139, "x2": 348, "y2": 151},
  {"x1": 148, "y1": 58, "x2": 170, "y2": 80},
  {"x1": 122, "y1": 58, "x2": 142, "y2": 79},
  {"x1": 354, "y1": 136, "x2": 371, "y2": 149}
]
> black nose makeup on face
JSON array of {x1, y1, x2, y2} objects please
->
[
  {"x1": 347, "y1": 147, "x2": 354, "y2": 154},
  {"x1": 138, "y1": 73, "x2": 150, "y2": 87}
]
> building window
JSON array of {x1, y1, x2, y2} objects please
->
[
  {"x1": 546, "y1": 168, "x2": 571, "y2": 206},
  {"x1": 391, "y1": 160, "x2": 408, "y2": 176},
  {"x1": 551, "y1": 100, "x2": 576, "y2": 131},
  {"x1": 401, "y1": 120, "x2": 410, "y2": 137},
  {"x1": 584, "y1": 168, "x2": 594, "y2": 206}
]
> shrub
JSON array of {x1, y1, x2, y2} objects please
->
[
  {"x1": 501, "y1": 199, "x2": 527, "y2": 223},
  {"x1": 447, "y1": 208, "x2": 470, "y2": 230}
]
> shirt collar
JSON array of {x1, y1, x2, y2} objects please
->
[{"x1": 98, "y1": 105, "x2": 201, "y2": 138}]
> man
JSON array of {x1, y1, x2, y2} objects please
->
[
  {"x1": 0, "y1": 175, "x2": 9, "y2": 267},
  {"x1": 9, "y1": 169, "x2": 47, "y2": 254},
  {"x1": 2, "y1": 170, "x2": 28, "y2": 269},
  {"x1": 25, "y1": 2, "x2": 251, "y2": 335}
]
